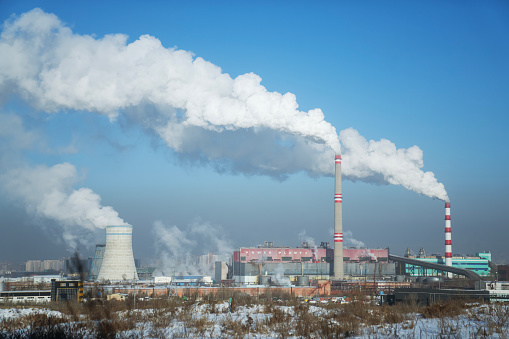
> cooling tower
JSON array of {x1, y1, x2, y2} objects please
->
[
  {"x1": 445, "y1": 202, "x2": 452, "y2": 278},
  {"x1": 333, "y1": 154, "x2": 344, "y2": 279},
  {"x1": 97, "y1": 225, "x2": 138, "y2": 282},
  {"x1": 89, "y1": 244, "x2": 106, "y2": 281}
]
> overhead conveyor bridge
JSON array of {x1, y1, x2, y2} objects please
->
[{"x1": 388, "y1": 254, "x2": 481, "y2": 281}]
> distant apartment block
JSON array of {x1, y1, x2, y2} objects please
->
[{"x1": 26, "y1": 259, "x2": 65, "y2": 272}]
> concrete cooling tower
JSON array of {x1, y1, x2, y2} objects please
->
[{"x1": 97, "y1": 225, "x2": 138, "y2": 282}]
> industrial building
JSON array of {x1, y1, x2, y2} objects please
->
[
  {"x1": 232, "y1": 241, "x2": 395, "y2": 283},
  {"x1": 232, "y1": 241, "x2": 332, "y2": 284},
  {"x1": 403, "y1": 249, "x2": 492, "y2": 277},
  {"x1": 0, "y1": 290, "x2": 51, "y2": 303},
  {"x1": 50, "y1": 279, "x2": 83, "y2": 302},
  {"x1": 89, "y1": 244, "x2": 106, "y2": 281}
]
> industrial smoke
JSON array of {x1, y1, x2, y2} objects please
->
[
  {"x1": 0, "y1": 161, "x2": 128, "y2": 249},
  {"x1": 153, "y1": 220, "x2": 233, "y2": 276},
  {"x1": 0, "y1": 9, "x2": 449, "y2": 201}
]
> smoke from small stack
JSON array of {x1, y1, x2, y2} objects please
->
[
  {"x1": 153, "y1": 220, "x2": 233, "y2": 276},
  {"x1": 343, "y1": 230, "x2": 366, "y2": 248}
]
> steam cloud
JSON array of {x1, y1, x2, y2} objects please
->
[
  {"x1": 1, "y1": 163, "x2": 128, "y2": 230},
  {"x1": 343, "y1": 230, "x2": 366, "y2": 249},
  {"x1": 0, "y1": 113, "x2": 128, "y2": 249},
  {"x1": 153, "y1": 220, "x2": 233, "y2": 276},
  {"x1": 0, "y1": 9, "x2": 448, "y2": 201},
  {"x1": 340, "y1": 129, "x2": 448, "y2": 201}
]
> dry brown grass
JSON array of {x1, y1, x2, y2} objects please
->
[
  {"x1": 421, "y1": 298, "x2": 469, "y2": 319},
  {"x1": 1, "y1": 295, "x2": 507, "y2": 338}
]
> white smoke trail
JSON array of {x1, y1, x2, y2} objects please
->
[
  {"x1": 0, "y1": 9, "x2": 339, "y2": 150},
  {"x1": 0, "y1": 112, "x2": 128, "y2": 249},
  {"x1": 360, "y1": 249, "x2": 378, "y2": 262},
  {"x1": 340, "y1": 129, "x2": 448, "y2": 201},
  {"x1": 0, "y1": 9, "x2": 448, "y2": 200},
  {"x1": 153, "y1": 220, "x2": 233, "y2": 276},
  {"x1": 343, "y1": 230, "x2": 366, "y2": 249},
  {"x1": 298, "y1": 230, "x2": 319, "y2": 260},
  {"x1": 0, "y1": 162, "x2": 128, "y2": 248},
  {"x1": 297, "y1": 230, "x2": 317, "y2": 247},
  {"x1": 273, "y1": 264, "x2": 291, "y2": 286}
]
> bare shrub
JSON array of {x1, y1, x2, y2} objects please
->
[
  {"x1": 326, "y1": 307, "x2": 361, "y2": 337},
  {"x1": 220, "y1": 315, "x2": 250, "y2": 339},
  {"x1": 469, "y1": 303, "x2": 509, "y2": 337},
  {"x1": 0, "y1": 312, "x2": 85, "y2": 339},
  {"x1": 293, "y1": 303, "x2": 318, "y2": 337},
  {"x1": 190, "y1": 315, "x2": 212, "y2": 337},
  {"x1": 436, "y1": 316, "x2": 464, "y2": 338},
  {"x1": 487, "y1": 303, "x2": 509, "y2": 335},
  {"x1": 421, "y1": 298, "x2": 468, "y2": 319}
]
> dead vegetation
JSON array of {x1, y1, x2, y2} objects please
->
[{"x1": 0, "y1": 294, "x2": 508, "y2": 338}]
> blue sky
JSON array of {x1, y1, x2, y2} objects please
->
[{"x1": 0, "y1": 1, "x2": 508, "y2": 264}]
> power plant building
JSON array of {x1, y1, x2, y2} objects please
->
[
  {"x1": 232, "y1": 242, "x2": 394, "y2": 283},
  {"x1": 232, "y1": 242, "x2": 332, "y2": 283}
]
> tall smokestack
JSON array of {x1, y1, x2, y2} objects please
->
[
  {"x1": 333, "y1": 154, "x2": 344, "y2": 279},
  {"x1": 445, "y1": 202, "x2": 452, "y2": 278}
]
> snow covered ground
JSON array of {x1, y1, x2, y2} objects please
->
[{"x1": 1, "y1": 301, "x2": 508, "y2": 338}]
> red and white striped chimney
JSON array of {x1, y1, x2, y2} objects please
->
[
  {"x1": 445, "y1": 202, "x2": 452, "y2": 277},
  {"x1": 333, "y1": 154, "x2": 344, "y2": 279}
]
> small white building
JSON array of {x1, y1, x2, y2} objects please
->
[{"x1": 154, "y1": 276, "x2": 172, "y2": 284}]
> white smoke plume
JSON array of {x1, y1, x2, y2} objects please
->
[
  {"x1": 298, "y1": 230, "x2": 317, "y2": 248},
  {"x1": 0, "y1": 112, "x2": 128, "y2": 249},
  {"x1": 360, "y1": 249, "x2": 378, "y2": 262},
  {"x1": 0, "y1": 9, "x2": 448, "y2": 200},
  {"x1": 153, "y1": 220, "x2": 233, "y2": 276},
  {"x1": 298, "y1": 230, "x2": 319, "y2": 260},
  {"x1": 0, "y1": 9, "x2": 339, "y2": 149},
  {"x1": 0, "y1": 162, "x2": 128, "y2": 249},
  {"x1": 273, "y1": 264, "x2": 292, "y2": 286},
  {"x1": 340, "y1": 129, "x2": 448, "y2": 201},
  {"x1": 343, "y1": 230, "x2": 366, "y2": 249}
]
